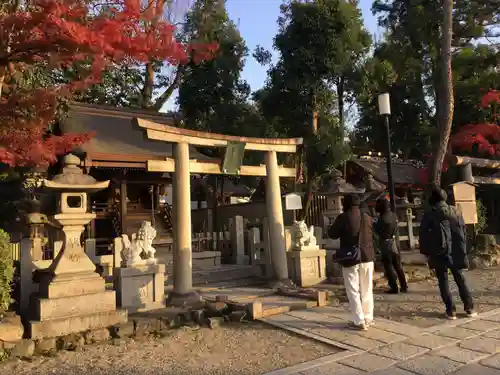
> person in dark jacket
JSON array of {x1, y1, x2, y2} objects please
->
[
  {"x1": 328, "y1": 194, "x2": 376, "y2": 331},
  {"x1": 374, "y1": 198, "x2": 408, "y2": 294},
  {"x1": 419, "y1": 187, "x2": 476, "y2": 320}
]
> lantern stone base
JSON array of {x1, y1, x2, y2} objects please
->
[
  {"x1": 27, "y1": 309, "x2": 127, "y2": 339},
  {"x1": 36, "y1": 271, "x2": 106, "y2": 299},
  {"x1": 114, "y1": 264, "x2": 166, "y2": 313},
  {"x1": 287, "y1": 249, "x2": 327, "y2": 287},
  {"x1": 27, "y1": 270, "x2": 127, "y2": 339}
]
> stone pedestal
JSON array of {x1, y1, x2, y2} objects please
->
[
  {"x1": 114, "y1": 263, "x2": 166, "y2": 313},
  {"x1": 26, "y1": 213, "x2": 127, "y2": 340},
  {"x1": 287, "y1": 248, "x2": 327, "y2": 287},
  {"x1": 27, "y1": 271, "x2": 127, "y2": 339}
]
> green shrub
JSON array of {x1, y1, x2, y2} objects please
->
[
  {"x1": 476, "y1": 199, "x2": 487, "y2": 234},
  {"x1": 0, "y1": 229, "x2": 13, "y2": 316}
]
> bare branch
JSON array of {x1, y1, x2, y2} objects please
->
[{"x1": 152, "y1": 64, "x2": 184, "y2": 110}]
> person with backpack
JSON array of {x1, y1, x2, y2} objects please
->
[
  {"x1": 374, "y1": 197, "x2": 408, "y2": 294},
  {"x1": 419, "y1": 187, "x2": 476, "y2": 320},
  {"x1": 328, "y1": 194, "x2": 376, "y2": 331}
]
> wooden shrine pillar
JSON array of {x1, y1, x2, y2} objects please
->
[
  {"x1": 120, "y1": 179, "x2": 127, "y2": 234},
  {"x1": 460, "y1": 163, "x2": 474, "y2": 183}
]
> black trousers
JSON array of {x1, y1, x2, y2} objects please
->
[
  {"x1": 434, "y1": 265, "x2": 473, "y2": 314},
  {"x1": 382, "y1": 252, "x2": 408, "y2": 291}
]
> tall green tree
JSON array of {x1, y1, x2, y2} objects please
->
[
  {"x1": 272, "y1": 0, "x2": 371, "y2": 134},
  {"x1": 177, "y1": 0, "x2": 252, "y2": 136},
  {"x1": 255, "y1": 0, "x2": 369, "y2": 216},
  {"x1": 355, "y1": 0, "x2": 500, "y2": 166},
  {"x1": 353, "y1": 43, "x2": 434, "y2": 160}
]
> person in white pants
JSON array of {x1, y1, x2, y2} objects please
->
[
  {"x1": 342, "y1": 262, "x2": 374, "y2": 329},
  {"x1": 328, "y1": 194, "x2": 376, "y2": 330}
]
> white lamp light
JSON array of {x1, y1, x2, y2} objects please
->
[{"x1": 378, "y1": 93, "x2": 391, "y2": 115}]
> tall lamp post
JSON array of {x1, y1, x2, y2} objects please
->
[{"x1": 378, "y1": 93, "x2": 397, "y2": 213}]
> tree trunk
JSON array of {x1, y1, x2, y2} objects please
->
[
  {"x1": 141, "y1": 62, "x2": 155, "y2": 108},
  {"x1": 337, "y1": 75, "x2": 345, "y2": 138},
  {"x1": 299, "y1": 178, "x2": 314, "y2": 222},
  {"x1": 300, "y1": 104, "x2": 319, "y2": 222},
  {"x1": 152, "y1": 65, "x2": 185, "y2": 111},
  {"x1": 0, "y1": 69, "x2": 5, "y2": 98},
  {"x1": 140, "y1": 0, "x2": 166, "y2": 110},
  {"x1": 430, "y1": 0, "x2": 454, "y2": 188}
]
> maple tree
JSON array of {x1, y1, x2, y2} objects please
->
[
  {"x1": 0, "y1": 0, "x2": 217, "y2": 167},
  {"x1": 417, "y1": 89, "x2": 500, "y2": 184},
  {"x1": 450, "y1": 89, "x2": 500, "y2": 157}
]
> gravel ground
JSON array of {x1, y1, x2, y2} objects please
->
[
  {"x1": 1, "y1": 322, "x2": 338, "y2": 375},
  {"x1": 327, "y1": 266, "x2": 500, "y2": 328}
]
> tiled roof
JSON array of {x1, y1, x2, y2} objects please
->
[
  {"x1": 61, "y1": 102, "x2": 212, "y2": 161},
  {"x1": 317, "y1": 169, "x2": 365, "y2": 195},
  {"x1": 350, "y1": 157, "x2": 424, "y2": 185}
]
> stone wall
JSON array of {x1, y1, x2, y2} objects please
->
[{"x1": 469, "y1": 234, "x2": 500, "y2": 269}]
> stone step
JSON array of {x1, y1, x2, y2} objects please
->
[
  {"x1": 196, "y1": 277, "x2": 266, "y2": 290},
  {"x1": 164, "y1": 265, "x2": 260, "y2": 286},
  {"x1": 260, "y1": 296, "x2": 318, "y2": 317},
  {"x1": 193, "y1": 265, "x2": 259, "y2": 285}
]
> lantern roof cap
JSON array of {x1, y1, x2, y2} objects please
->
[{"x1": 43, "y1": 154, "x2": 109, "y2": 192}]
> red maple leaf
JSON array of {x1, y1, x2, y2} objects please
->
[
  {"x1": 0, "y1": 0, "x2": 218, "y2": 167},
  {"x1": 449, "y1": 89, "x2": 500, "y2": 158},
  {"x1": 480, "y1": 89, "x2": 500, "y2": 109}
]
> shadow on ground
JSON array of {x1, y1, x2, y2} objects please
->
[
  {"x1": 319, "y1": 266, "x2": 500, "y2": 328},
  {"x1": 0, "y1": 322, "x2": 340, "y2": 375}
]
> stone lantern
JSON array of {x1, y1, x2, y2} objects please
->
[
  {"x1": 360, "y1": 173, "x2": 387, "y2": 214},
  {"x1": 319, "y1": 169, "x2": 365, "y2": 227},
  {"x1": 41, "y1": 154, "x2": 109, "y2": 277},
  {"x1": 27, "y1": 154, "x2": 127, "y2": 339}
]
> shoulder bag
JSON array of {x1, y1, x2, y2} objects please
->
[{"x1": 335, "y1": 213, "x2": 364, "y2": 267}]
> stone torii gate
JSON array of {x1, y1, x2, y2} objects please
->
[{"x1": 133, "y1": 118, "x2": 303, "y2": 305}]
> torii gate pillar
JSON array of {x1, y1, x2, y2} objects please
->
[
  {"x1": 265, "y1": 150, "x2": 289, "y2": 282},
  {"x1": 168, "y1": 142, "x2": 200, "y2": 305}
]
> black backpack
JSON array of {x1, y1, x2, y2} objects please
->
[
  {"x1": 449, "y1": 206, "x2": 468, "y2": 268},
  {"x1": 419, "y1": 208, "x2": 450, "y2": 257}
]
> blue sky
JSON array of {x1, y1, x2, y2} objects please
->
[{"x1": 164, "y1": 0, "x2": 380, "y2": 110}]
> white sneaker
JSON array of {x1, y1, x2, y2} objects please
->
[
  {"x1": 365, "y1": 319, "x2": 375, "y2": 327},
  {"x1": 347, "y1": 321, "x2": 368, "y2": 331},
  {"x1": 466, "y1": 310, "x2": 478, "y2": 318}
]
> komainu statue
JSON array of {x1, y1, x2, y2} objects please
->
[
  {"x1": 291, "y1": 220, "x2": 318, "y2": 249},
  {"x1": 120, "y1": 221, "x2": 157, "y2": 267},
  {"x1": 136, "y1": 221, "x2": 157, "y2": 260}
]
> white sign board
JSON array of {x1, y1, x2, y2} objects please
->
[{"x1": 285, "y1": 193, "x2": 302, "y2": 210}]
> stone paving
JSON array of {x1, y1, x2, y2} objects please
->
[{"x1": 261, "y1": 305, "x2": 500, "y2": 375}]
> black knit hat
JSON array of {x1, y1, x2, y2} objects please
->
[
  {"x1": 343, "y1": 194, "x2": 360, "y2": 210},
  {"x1": 428, "y1": 187, "x2": 447, "y2": 205}
]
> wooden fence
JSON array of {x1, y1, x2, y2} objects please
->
[
  {"x1": 9, "y1": 242, "x2": 20, "y2": 261},
  {"x1": 296, "y1": 194, "x2": 328, "y2": 227}
]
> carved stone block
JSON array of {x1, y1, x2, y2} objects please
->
[
  {"x1": 114, "y1": 264, "x2": 166, "y2": 313},
  {"x1": 287, "y1": 249, "x2": 327, "y2": 287}
]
